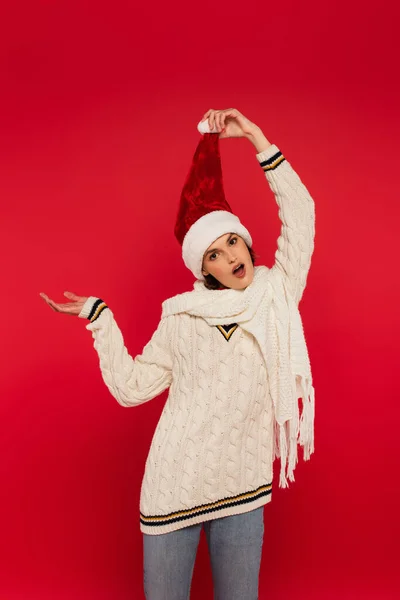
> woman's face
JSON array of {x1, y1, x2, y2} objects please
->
[{"x1": 201, "y1": 233, "x2": 254, "y2": 290}]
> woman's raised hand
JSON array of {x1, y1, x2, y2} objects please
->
[
  {"x1": 39, "y1": 291, "x2": 88, "y2": 316},
  {"x1": 200, "y1": 108, "x2": 259, "y2": 139}
]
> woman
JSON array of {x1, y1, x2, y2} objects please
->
[{"x1": 40, "y1": 108, "x2": 316, "y2": 600}]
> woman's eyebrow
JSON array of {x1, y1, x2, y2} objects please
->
[{"x1": 205, "y1": 233, "x2": 234, "y2": 257}]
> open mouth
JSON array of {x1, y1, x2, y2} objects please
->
[{"x1": 232, "y1": 263, "x2": 246, "y2": 278}]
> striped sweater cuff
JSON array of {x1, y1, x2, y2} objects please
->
[
  {"x1": 78, "y1": 296, "x2": 108, "y2": 322},
  {"x1": 255, "y1": 143, "x2": 286, "y2": 171}
]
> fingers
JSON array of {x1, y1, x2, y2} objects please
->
[
  {"x1": 201, "y1": 108, "x2": 239, "y2": 133},
  {"x1": 209, "y1": 110, "x2": 222, "y2": 132},
  {"x1": 214, "y1": 110, "x2": 224, "y2": 132},
  {"x1": 64, "y1": 291, "x2": 80, "y2": 300},
  {"x1": 204, "y1": 109, "x2": 217, "y2": 131},
  {"x1": 40, "y1": 293, "x2": 57, "y2": 311},
  {"x1": 220, "y1": 108, "x2": 238, "y2": 126},
  {"x1": 40, "y1": 294, "x2": 64, "y2": 312},
  {"x1": 202, "y1": 109, "x2": 212, "y2": 121},
  {"x1": 40, "y1": 293, "x2": 62, "y2": 312},
  {"x1": 220, "y1": 112, "x2": 228, "y2": 130},
  {"x1": 39, "y1": 292, "x2": 79, "y2": 315}
]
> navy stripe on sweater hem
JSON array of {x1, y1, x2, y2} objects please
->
[{"x1": 140, "y1": 482, "x2": 272, "y2": 528}]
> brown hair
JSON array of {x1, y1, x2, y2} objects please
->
[{"x1": 202, "y1": 245, "x2": 258, "y2": 290}]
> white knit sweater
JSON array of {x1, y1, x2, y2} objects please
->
[{"x1": 78, "y1": 143, "x2": 315, "y2": 535}]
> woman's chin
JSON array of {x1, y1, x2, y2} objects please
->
[{"x1": 228, "y1": 267, "x2": 254, "y2": 289}]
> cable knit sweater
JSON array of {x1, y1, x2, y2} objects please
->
[{"x1": 78, "y1": 143, "x2": 315, "y2": 535}]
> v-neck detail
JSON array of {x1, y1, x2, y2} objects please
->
[{"x1": 216, "y1": 323, "x2": 239, "y2": 341}]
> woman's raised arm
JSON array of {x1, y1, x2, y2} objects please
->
[
  {"x1": 251, "y1": 136, "x2": 316, "y2": 306},
  {"x1": 200, "y1": 109, "x2": 316, "y2": 305}
]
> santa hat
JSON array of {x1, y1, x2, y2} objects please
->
[{"x1": 175, "y1": 129, "x2": 252, "y2": 280}]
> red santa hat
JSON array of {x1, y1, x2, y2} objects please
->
[{"x1": 175, "y1": 131, "x2": 252, "y2": 280}]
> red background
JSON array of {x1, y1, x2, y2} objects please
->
[{"x1": 1, "y1": 1, "x2": 399, "y2": 598}]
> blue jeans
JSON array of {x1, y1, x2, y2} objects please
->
[{"x1": 143, "y1": 506, "x2": 264, "y2": 599}]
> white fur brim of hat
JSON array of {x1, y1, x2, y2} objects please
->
[{"x1": 182, "y1": 210, "x2": 252, "y2": 280}]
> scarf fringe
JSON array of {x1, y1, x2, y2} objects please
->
[{"x1": 274, "y1": 373, "x2": 315, "y2": 488}]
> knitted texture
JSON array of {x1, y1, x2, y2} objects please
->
[
  {"x1": 78, "y1": 143, "x2": 316, "y2": 535},
  {"x1": 79, "y1": 305, "x2": 274, "y2": 534}
]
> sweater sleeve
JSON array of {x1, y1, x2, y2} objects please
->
[
  {"x1": 78, "y1": 296, "x2": 173, "y2": 407},
  {"x1": 255, "y1": 144, "x2": 316, "y2": 306}
]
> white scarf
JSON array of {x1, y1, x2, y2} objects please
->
[{"x1": 161, "y1": 265, "x2": 315, "y2": 488}]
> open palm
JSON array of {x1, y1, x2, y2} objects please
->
[{"x1": 39, "y1": 291, "x2": 88, "y2": 316}]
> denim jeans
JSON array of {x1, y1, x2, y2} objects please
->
[{"x1": 143, "y1": 506, "x2": 264, "y2": 600}]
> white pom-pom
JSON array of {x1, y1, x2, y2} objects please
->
[{"x1": 197, "y1": 120, "x2": 219, "y2": 134}]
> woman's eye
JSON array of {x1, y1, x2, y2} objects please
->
[
  {"x1": 210, "y1": 253, "x2": 217, "y2": 260},
  {"x1": 230, "y1": 237, "x2": 237, "y2": 245}
]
